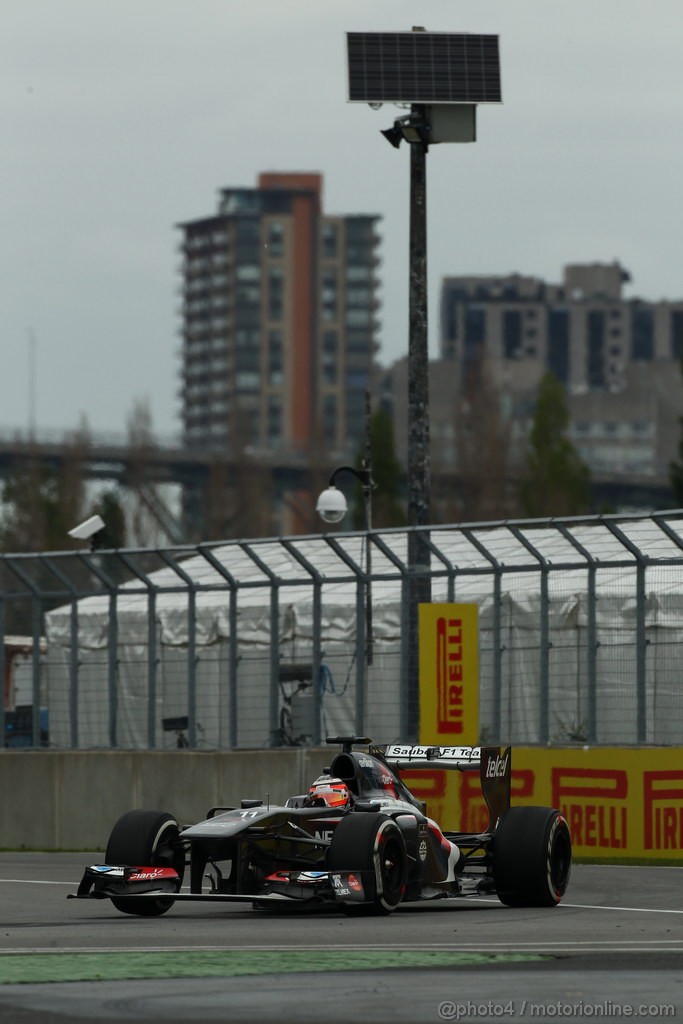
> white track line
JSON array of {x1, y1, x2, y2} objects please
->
[
  {"x1": 562, "y1": 902, "x2": 683, "y2": 914},
  {"x1": 3, "y1": 881, "x2": 682, "y2": 915},
  {"x1": 0, "y1": 879, "x2": 73, "y2": 885},
  {"x1": 472, "y1": 896, "x2": 683, "y2": 914},
  {"x1": 2, "y1": 941, "x2": 683, "y2": 956}
]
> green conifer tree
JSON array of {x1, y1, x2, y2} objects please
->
[
  {"x1": 352, "y1": 407, "x2": 406, "y2": 529},
  {"x1": 519, "y1": 373, "x2": 592, "y2": 518}
]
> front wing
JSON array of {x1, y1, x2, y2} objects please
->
[{"x1": 68, "y1": 864, "x2": 373, "y2": 908}]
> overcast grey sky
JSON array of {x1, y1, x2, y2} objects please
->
[{"x1": 3, "y1": 0, "x2": 683, "y2": 438}]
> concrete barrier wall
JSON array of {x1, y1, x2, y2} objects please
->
[
  {"x1": 3, "y1": 747, "x2": 682, "y2": 861},
  {"x1": 0, "y1": 749, "x2": 331, "y2": 850}
]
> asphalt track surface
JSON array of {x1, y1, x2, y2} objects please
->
[{"x1": 0, "y1": 854, "x2": 682, "y2": 1024}]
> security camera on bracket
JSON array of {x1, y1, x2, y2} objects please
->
[{"x1": 68, "y1": 514, "x2": 106, "y2": 550}]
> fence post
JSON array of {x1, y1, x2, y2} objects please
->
[
  {"x1": 462, "y1": 529, "x2": 503, "y2": 743},
  {"x1": 323, "y1": 535, "x2": 368, "y2": 737},
  {"x1": 239, "y1": 543, "x2": 282, "y2": 747},
  {"x1": 4, "y1": 558, "x2": 47, "y2": 748},
  {"x1": 158, "y1": 550, "x2": 200, "y2": 748},
  {"x1": 281, "y1": 540, "x2": 324, "y2": 746},
  {"x1": 368, "y1": 534, "x2": 414, "y2": 740},
  {"x1": 0, "y1": 598, "x2": 4, "y2": 746},
  {"x1": 556, "y1": 525, "x2": 598, "y2": 743},
  {"x1": 199, "y1": 546, "x2": 240, "y2": 749},
  {"x1": 115, "y1": 553, "x2": 160, "y2": 749},
  {"x1": 508, "y1": 528, "x2": 550, "y2": 744},
  {"x1": 39, "y1": 557, "x2": 82, "y2": 749},
  {"x1": 70, "y1": 553, "x2": 120, "y2": 747},
  {"x1": 604, "y1": 521, "x2": 648, "y2": 743}
]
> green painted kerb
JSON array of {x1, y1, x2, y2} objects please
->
[{"x1": 0, "y1": 949, "x2": 544, "y2": 985}]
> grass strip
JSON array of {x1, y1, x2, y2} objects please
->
[{"x1": 0, "y1": 949, "x2": 544, "y2": 985}]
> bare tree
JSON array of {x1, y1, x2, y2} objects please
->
[
  {"x1": 435, "y1": 356, "x2": 519, "y2": 524},
  {"x1": 124, "y1": 398, "x2": 183, "y2": 546},
  {"x1": 0, "y1": 420, "x2": 89, "y2": 553}
]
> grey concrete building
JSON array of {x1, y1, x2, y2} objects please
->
[
  {"x1": 439, "y1": 262, "x2": 683, "y2": 399},
  {"x1": 381, "y1": 264, "x2": 683, "y2": 519},
  {"x1": 437, "y1": 262, "x2": 683, "y2": 481}
]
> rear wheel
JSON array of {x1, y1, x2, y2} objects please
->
[
  {"x1": 105, "y1": 809, "x2": 184, "y2": 916},
  {"x1": 326, "y1": 812, "x2": 407, "y2": 915},
  {"x1": 493, "y1": 806, "x2": 571, "y2": 907}
]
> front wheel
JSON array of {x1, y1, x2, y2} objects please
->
[
  {"x1": 105, "y1": 809, "x2": 184, "y2": 917},
  {"x1": 326, "y1": 812, "x2": 407, "y2": 915},
  {"x1": 493, "y1": 806, "x2": 571, "y2": 907}
]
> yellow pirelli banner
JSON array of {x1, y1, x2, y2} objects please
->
[
  {"x1": 418, "y1": 603, "x2": 479, "y2": 746},
  {"x1": 416, "y1": 602, "x2": 681, "y2": 860},
  {"x1": 400, "y1": 746, "x2": 683, "y2": 861}
]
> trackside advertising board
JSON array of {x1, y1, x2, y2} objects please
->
[
  {"x1": 416, "y1": 602, "x2": 681, "y2": 859},
  {"x1": 400, "y1": 746, "x2": 683, "y2": 861},
  {"x1": 418, "y1": 603, "x2": 479, "y2": 746}
]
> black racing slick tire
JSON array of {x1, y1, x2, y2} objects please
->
[
  {"x1": 493, "y1": 806, "x2": 572, "y2": 908},
  {"x1": 105, "y1": 809, "x2": 184, "y2": 917},
  {"x1": 326, "y1": 812, "x2": 407, "y2": 915}
]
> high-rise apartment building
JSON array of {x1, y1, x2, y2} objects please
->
[{"x1": 178, "y1": 173, "x2": 381, "y2": 460}]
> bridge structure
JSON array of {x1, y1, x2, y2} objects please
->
[
  {"x1": 0, "y1": 428, "x2": 323, "y2": 542},
  {"x1": 0, "y1": 427, "x2": 676, "y2": 542}
]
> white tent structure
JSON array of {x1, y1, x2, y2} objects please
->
[{"x1": 43, "y1": 515, "x2": 683, "y2": 749}]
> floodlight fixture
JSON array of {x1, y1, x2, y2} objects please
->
[
  {"x1": 380, "y1": 111, "x2": 431, "y2": 149},
  {"x1": 380, "y1": 124, "x2": 403, "y2": 149},
  {"x1": 381, "y1": 105, "x2": 477, "y2": 150},
  {"x1": 401, "y1": 123, "x2": 426, "y2": 146}
]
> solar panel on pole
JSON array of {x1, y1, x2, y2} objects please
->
[{"x1": 347, "y1": 32, "x2": 502, "y2": 105}]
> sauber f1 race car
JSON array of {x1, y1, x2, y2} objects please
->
[{"x1": 69, "y1": 739, "x2": 571, "y2": 917}]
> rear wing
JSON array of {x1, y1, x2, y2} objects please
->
[
  {"x1": 371, "y1": 743, "x2": 512, "y2": 832},
  {"x1": 372, "y1": 743, "x2": 481, "y2": 771}
]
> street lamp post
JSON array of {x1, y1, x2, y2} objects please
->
[
  {"x1": 346, "y1": 28, "x2": 502, "y2": 738},
  {"x1": 383, "y1": 102, "x2": 433, "y2": 739},
  {"x1": 316, "y1": 460, "x2": 375, "y2": 665}
]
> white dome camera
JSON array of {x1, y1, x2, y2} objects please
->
[{"x1": 316, "y1": 486, "x2": 348, "y2": 524}]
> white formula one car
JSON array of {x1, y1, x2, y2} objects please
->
[{"x1": 70, "y1": 738, "x2": 571, "y2": 917}]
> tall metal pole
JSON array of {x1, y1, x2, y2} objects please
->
[
  {"x1": 364, "y1": 388, "x2": 374, "y2": 666},
  {"x1": 28, "y1": 328, "x2": 36, "y2": 441},
  {"x1": 347, "y1": 27, "x2": 501, "y2": 743},
  {"x1": 406, "y1": 106, "x2": 432, "y2": 741},
  {"x1": 407, "y1": 108, "x2": 431, "y2": 530},
  {"x1": 320, "y1": 451, "x2": 375, "y2": 667}
]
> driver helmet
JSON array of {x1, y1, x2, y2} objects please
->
[{"x1": 306, "y1": 775, "x2": 350, "y2": 809}]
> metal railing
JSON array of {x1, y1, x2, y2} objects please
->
[{"x1": 3, "y1": 509, "x2": 683, "y2": 750}]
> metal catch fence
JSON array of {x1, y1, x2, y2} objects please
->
[{"x1": 2, "y1": 510, "x2": 683, "y2": 750}]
